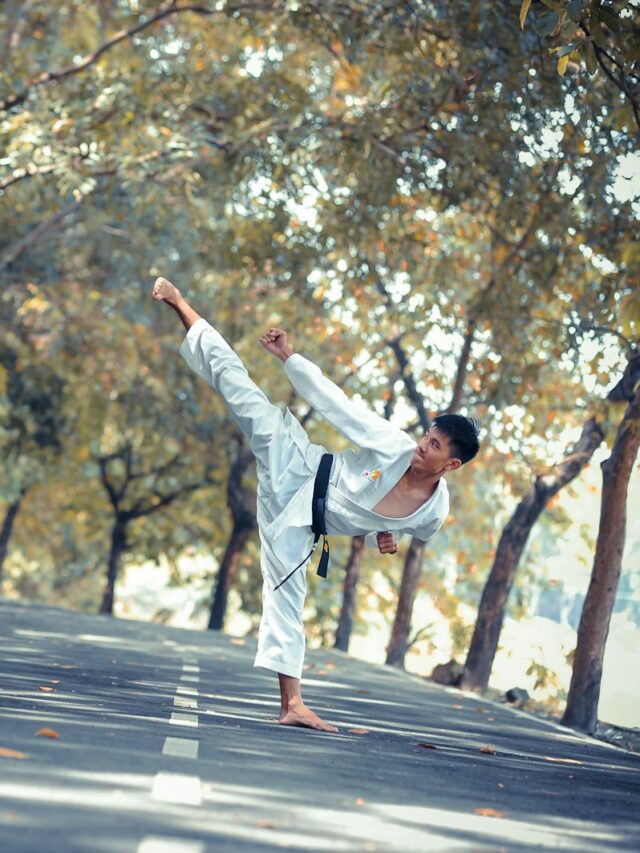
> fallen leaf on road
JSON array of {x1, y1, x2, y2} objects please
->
[
  {"x1": 325, "y1": 663, "x2": 336, "y2": 670},
  {"x1": 348, "y1": 728, "x2": 369, "y2": 735},
  {"x1": 50, "y1": 680, "x2": 60, "y2": 684},
  {"x1": 480, "y1": 745, "x2": 496, "y2": 754},
  {"x1": 487, "y1": 716, "x2": 495, "y2": 721},
  {"x1": 229, "y1": 639, "x2": 245, "y2": 645},
  {"x1": 451, "y1": 704, "x2": 463, "y2": 709},
  {"x1": 38, "y1": 686, "x2": 54, "y2": 693},
  {"x1": 258, "y1": 820, "x2": 276, "y2": 829},
  {"x1": 497, "y1": 783, "x2": 504, "y2": 788},
  {"x1": 417, "y1": 742, "x2": 438, "y2": 750},
  {"x1": 316, "y1": 669, "x2": 328, "y2": 675},
  {"x1": 543, "y1": 756, "x2": 584, "y2": 765},
  {"x1": 474, "y1": 706, "x2": 485, "y2": 713},
  {"x1": 355, "y1": 798, "x2": 366, "y2": 806},
  {"x1": 474, "y1": 808, "x2": 505, "y2": 818},
  {"x1": 59, "y1": 665, "x2": 77, "y2": 670},
  {"x1": 0, "y1": 747, "x2": 29, "y2": 760},
  {"x1": 36, "y1": 728, "x2": 60, "y2": 739},
  {"x1": 357, "y1": 689, "x2": 370, "y2": 695}
]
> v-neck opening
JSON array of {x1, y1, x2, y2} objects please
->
[{"x1": 368, "y1": 477, "x2": 442, "y2": 522}]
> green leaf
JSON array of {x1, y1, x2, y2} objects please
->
[
  {"x1": 519, "y1": 0, "x2": 533, "y2": 30},
  {"x1": 567, "y1": 0, "x2": 583, "y2": 22},
  {"x1": 535, "y1": 11, "x2": 559, "y2": 38}
]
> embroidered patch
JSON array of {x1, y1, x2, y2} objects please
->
[{"x1": 362, "y1": 467, "x2": 382, "y2": 482}]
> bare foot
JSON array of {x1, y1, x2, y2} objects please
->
[
  {"x1": 152, "y1": 276, "x2": 181, "y2": 306},
  {"x1": 279, "y1": 698, "x2": 338, "y2": 733}
]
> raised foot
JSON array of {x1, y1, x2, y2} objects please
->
[
  {"x1": 152, "y1": 276, "x2": 181, "y2": 306},
  {"x1": 279, "y1": 701, "x2": 339, "y2": 733}
]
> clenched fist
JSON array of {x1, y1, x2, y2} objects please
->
[
  {"x1": 259, "y1": 328, "x2": 294, "y2": 362},
  {"x1": 377, "y1": 531, "x2": 398, "y2": 555}
]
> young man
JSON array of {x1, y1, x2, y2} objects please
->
[{"x1": 152, "y1": 276, "x2": 480, "y2": 733}]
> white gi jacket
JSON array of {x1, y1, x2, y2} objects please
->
[{"x1": 266, "y1": 353, "x2": 449, "y2": 565}]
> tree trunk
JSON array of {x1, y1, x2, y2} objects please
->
[
  {"x1": 100, "y1": 516, "x2": 127, "y2": 615},
  {"x1": 0, "y1": 496, "x2": 22, "y2": 583},
  {"x1": 386, "y1": 537, "x2": 425, "y2": 667},
  {"x1": 460, "y1": 416, "x2": 605, "y2": 692},
  {"x1": 562, "y1": 384, "x2": 640, "y2": 732},
  {"x1": 334, "y1": 535, "x2": 365, "y2": 651},
  {"x1": 208, "y1": 444, "x2": 255, "y2": 631},
  {"x1": 384, "y1": 316, "x2": 475, "y2": 670},
  {"x1": 208, "y1": 522, "x2": 254, "y2": 630}
]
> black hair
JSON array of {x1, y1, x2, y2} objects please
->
[{"x1": 432, "y1": 414, "x2": 480, "y2": 465}]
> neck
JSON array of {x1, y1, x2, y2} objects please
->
[{"x1": 404, "y1": 466, "x2": 441, "y2": 494}]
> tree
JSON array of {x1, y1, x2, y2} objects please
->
[
  {"x1": 460, "y1": 413, "x2": 605, "y2": 691},
  {"x1": 208, "y1": 441, "x2": 256, "y2": 630},
  {"x1": 562, "y1": 349, "x2": 640, "y2": 731},
  {"x1": 96, "y1": 440, "x2": 213, "y2": 614},
  {"x1": 334, "y1": 535, "x2": 365, "y2": 651}
]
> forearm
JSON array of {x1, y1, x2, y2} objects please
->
[{"x1": 171, "y1": 295, "x2": 202, "y2": 332}]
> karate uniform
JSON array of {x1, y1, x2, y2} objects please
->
[{"x1": 179, "y1": 318, "x2": 449, "y2": 679}]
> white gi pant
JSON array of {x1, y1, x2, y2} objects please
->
[{"x1": 179, "y1": 319, "x2": 325, "y2": 679}]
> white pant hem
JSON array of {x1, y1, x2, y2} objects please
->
[{"x1": 253, "y1": 654, "x2": 303, "y2": 679}]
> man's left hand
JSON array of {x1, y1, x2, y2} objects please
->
[{"x1": 377, "y1": 532, "x2": 398, "y2": 554}]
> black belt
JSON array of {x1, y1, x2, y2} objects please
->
[{"x1": 274, "y1": 453, "x2": 333, "y2": 591}]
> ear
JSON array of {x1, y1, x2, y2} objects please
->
[{"x1": 445, "y1": 458, "x2": 462, "y2": 472}]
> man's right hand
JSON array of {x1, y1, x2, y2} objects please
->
[
  {"x1": 259, "y1": 328, "x2": 294, "y2": 362},
  {"x1": 377, "y1": 532, "x2": 398, "y2": 554}
]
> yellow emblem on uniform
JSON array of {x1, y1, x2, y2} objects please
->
[{"x1": 363, "y1": 467, "x2": 382, "y2": 481}]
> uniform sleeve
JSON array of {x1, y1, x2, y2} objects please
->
[{"x1": 284, "y1": 353, "x2": 408, "y2": 451}]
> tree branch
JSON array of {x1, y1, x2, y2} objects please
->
[
  {"x1": 0, "y1": 2, "x2": 262, "y2": 112},
  {"x1": 0, "y1": 201, "x2": 82, "y2": 274}
]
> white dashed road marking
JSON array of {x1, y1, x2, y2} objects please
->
[
  {"x1": 151, "y1": 772, "x2": 203, "y2": 806},
  {"x1": 174, "y1": 695, "x2": 198, "y2": 710},
  {"x1": 138, "y1": 839, "x2": 204, "y2": 853},
  {"x1": 176, "y1": 685, "x2": 197, "y2": 696},
  {"x1": 170, "y1": 712, "x2": 199, "y2": 728},
  {"x1": 162, "y1": 737, "x2": 199, "y2": 759}
]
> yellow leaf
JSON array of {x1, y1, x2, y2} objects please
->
[
  {"x1": 36, "y1": 728, "x2": 60, "y2": 739},
  {"x1": 480, "y1": 745, "x2": 496, "y2": 754},
  {"x1": 558, "y1": 54, "x2": 569, "y2": 75},
  {"x1": 0, "y1": 747, "x2": 29, "y2": 759},
  {"x1": 474, "y1": 807, "x2": 505, "y2": 818},
  {"x1": 348, "y1": 728, "x2": 370, "y2": 735},
  {"x1": 520, "y1": 0, "x2": 532, "y2": 29}
]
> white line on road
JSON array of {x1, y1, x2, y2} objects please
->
[
  {"x1": 170, "y1": 712, "x2": 199, "y2": 728},
  {"x1": 182, "y1": 664, "x2": 200, "y2": 674},
  {"x1": 179, "y1": 674, "x2": 199, "y2": 683},
  {"x1": 174, "y1": 695, "x2": 198, "y2": 710},
  {"x1": 176, "y1": 685, "x2": 198, "y2": 696},
  {"x1": 151, "y1": 773, "x2": 202, "y2": 806},
  {"x1": 162, "y1": 737, "x2": 199, "y2": 759},
  {"x1": 138, "y1": 838, "x2": 204, "y2": 853}
]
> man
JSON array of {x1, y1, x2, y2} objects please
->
[{"x1": 152, "y1": 276, "x2": 480, "y2": 733}]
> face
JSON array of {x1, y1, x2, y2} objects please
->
[{"x1": 410, "y1": 426, "x2": 461, "y2": 477}]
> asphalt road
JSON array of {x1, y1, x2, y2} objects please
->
[{"x1": 1, "y1": 597, "x2": 638, "y2": 853}]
